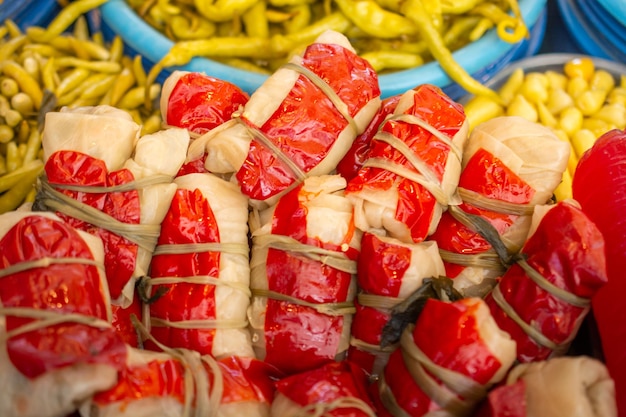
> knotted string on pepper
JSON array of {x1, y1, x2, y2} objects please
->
[
  {"x1": 397, "y1": 324, "x2": 489, "y2": 415},
  {"x1": 250, "y1": 232, "x2": 357, "y2": 317},
  {"x1": 139, "y1": 240, "x2": 252, "y2": 332},
  {"x1": 489, "y1": 255, "x2": 591, "y2": 356},
  {"x1": 296, "y1": 396, "x2": 378, "y2": 417},
  {"x1": 0, "y1": 255, "x2": 112, "y2": 341},
  {"x1": 444, "y1": 186, "x2": 539, "y2": 273},
  {"x1": 130, "y1": 315, "x2": 223, "y2": 417},
  {"x1": 362, "y1": 111, "x2": 464, "y2": 209},
  {"x1": 231, "y1": 59, "x2": 360, "y2": 198},
  {"x1": 349, "y1": 292, "x2": 403, "y2": 360},
  {"x1": 34, "y1": 175, "x2": 170, "y2": 253}
]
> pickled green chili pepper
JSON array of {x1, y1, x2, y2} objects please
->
[
  {"x1": 170, "y1": 15, "x2": 216, "y2": 40},
  {"x1": 443, "y1": 15, "x2": 482, "y2": 47},
  {"x1": 144, "y1": 35, "x2": 275, "y2": 107},
  {"x1": 55, "y1": 67, "x2": 91, "y2": 97},
  {"x1": 243, "y1": 1, "x2": 270, "y2": 38},
  {"x1": 0, "y1": 35, "x2": 28, "y2": 62},
  {"x1": 440, "y1": 0, "x2": 483, "y2": 14},
  {"x1": 1, "y1": 60, "x2": 44, "y2": 110},
  {"x1": 283, "y1": 4, "x2": 312, "y2": 34},
  {"x1": 402, "y1": 0, "x2": 502, "y2": 103},
  {"x1": 334, "y1": 0, "x2": 417, "y2": 39},
  {"x1": 4, "y1": 19, "x2": 22, "y2": 38},
  {"x1": 421, "y1": 0, "x2": 444, "y2": 32},
  {"x1": 499, "y1": 0, "x2": 528, "y2": 43},
  {"x1": 470, "y1": 2, "x2": 527, "y2": 43},
  {"x1": 28, "y1": 0, "x2": 109, "y2": 43},
  {"x1": 360, "y1": 50, "x2": 424, "y2": 72},
  {"x1": 53, "y1": 57, "x2": 122, "y2": 73},
  {"x1": 108, "y1": 35, "x2": 125, "y2": 62},
  {"x1": 269, "y1": 11, "x2": 351, "y2": 54},
  {"x1": 194, "y1": 0, "x2": 260, "y2": 22},
  {"x1": 265, "y1": 8, "x2": 298, "y2": 23},
  {"x1": 469, "y1": 17, "x2": 494, "y2": 41},
  {"x1": 374, "y1": 0, "x2": 402, "y2": 12},
  {"x1": 269, "y1": 0, "x2": 315, "y2": 5}
]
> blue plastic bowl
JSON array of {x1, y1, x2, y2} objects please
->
[
  {"x1": 597, "y1": 0, "x2": 626, "y2": 27},
  {"x1": 98, "y1": 0, "x2": 546, "y2": 99},
  {"x1": 557, "y1": 0, "x2": 626, "y2": 62},
  {"x1": 0, "y1": 0, "x2": 62, "y2": 30}
]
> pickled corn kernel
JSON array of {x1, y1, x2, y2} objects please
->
[
  {"x1": 507, "y1": 94, "x2": 538, "y2": 122},
  {"x1": 575, "y1": 89, "x2": 607, "y2": 116},
  {"x1": 537, "y1": 101, "x2": 557, "y2": 128},
  {"x1": 520, "y1": 72, "x2": 549, "y2": 104},
  {"x1": 564, "y1": 57, "x2": 595, "y2": 81},
  {"x1": 498, "y1": 67, "x2": 524, "y2": 106},
  {"x1": 545, "y1": 70, "x2": 568, "y2": 90},
  {"x1": 546, "y1": 88, "x2": 574, "y2": 115},
  {"x1": 567, "y1": 76, "x2": 589, "y2": 98},
  {"x1": 593, "y1": 103, "x2": 626, "y2": 129},
  {"x1": 571, "y1": 128, "x2": 597, "y2": 159},
  {"x1": 590, "y1": 69, "x2": 616, "y2": 92},
  {"x1": 559, "y1": 107, "x2": 583, "y2": 137}
]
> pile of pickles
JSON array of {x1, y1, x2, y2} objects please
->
[{"x1": 0, "y1": 9, "x2": 162, "y2": 214}]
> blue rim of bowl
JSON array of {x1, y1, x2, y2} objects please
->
[
  {"x1": 100, "y1": 0, "x2": 546, "y2": 98},
  {"x1": 577, "y1": 0, "x2": 626, "y2": 54},
  {"x1": 597, "y1": 0, "x2": 626, "y2": 27},
  {"x1": 557, "y1": 0, "x2": 625, "y2": 62}
]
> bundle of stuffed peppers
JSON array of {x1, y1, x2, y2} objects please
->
[{"x1": 0, "y1": 29, "x2": 617, "y2": 417}]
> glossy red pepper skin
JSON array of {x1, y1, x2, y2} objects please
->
[
  {"x1": 346, "y1": 85, "x2": 466, "y2": 243},
  {"x1": 337, "y1": 94, "x2": 402, "y2": 182},
  {"x1": 166, "y1": 72, "x2": 249, "y2": 135},
  {"x1": 94, "y1": 353, "x2": 277, "y2": 409},
  {"x1": 263, "y1": 183, "x2": 357, "y2": 375},
  {"x1": 572, "y1": 129, "x2": 626, "y2": 416},
  {"x1": 275, "y1": 361, "x2": 375, "y2": 417},
  {"x1": 165, "y1": 72, "x2": 250, "y2": 176},
  {"x1": 236, "y1": 43, "x2": 380, "y2": 201},
  {"x1": 93, "y1": 353, "x2": 186, "y2": 406},
  {"x1": 45, "y1": 150, "x2": 140, "y2": 301},
  {"x1": 430, "y1": 148, "x2": 534, "y2": 277},
  {"x1": 381, "y1": 298, "x2": 502, "y2": 415},
  {"x1": 485, "y1": 201, "x2": 607, "y2": 363},
  {"x1": 148, "y1": 188, "x2": 220, "y2": 354},
  {"x1": 348, "y1": 232, "x2": 412, "y2": 373},
  {"x1": 110, "y1": 297, "x2": 142, "y2": 348},
  {"x1": 0, "y1": 214, "x2": 126, "y2": 378}
]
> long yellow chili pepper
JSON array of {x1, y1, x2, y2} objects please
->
[
  {"x1": 1, "y1": 60, "x2": 44, "y2": 110},
  {"x1": 28, "y1": 0, "x2": 110, "y2": 43},
  {"x1": 194, "y1": 0, "x2": 260, "y2": 22},
  {"x1": 269, "y1": 11, "x2": 351, "y2": 54},
  {"x1": 470, "y1": 3, "x2": 527, "y2": 43},
  {"x1": 283, "y1": 4, "x2": 312, "y2": 34},
  {"x1": 402, "y1": 0, "x2": 502, "y2": 103},
  {"x1": 334, "y1": 0, "x2": 418, "y2": 39},
  {"x1": 243, "y1": 1, "x2": 270, "y2": 38}
]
